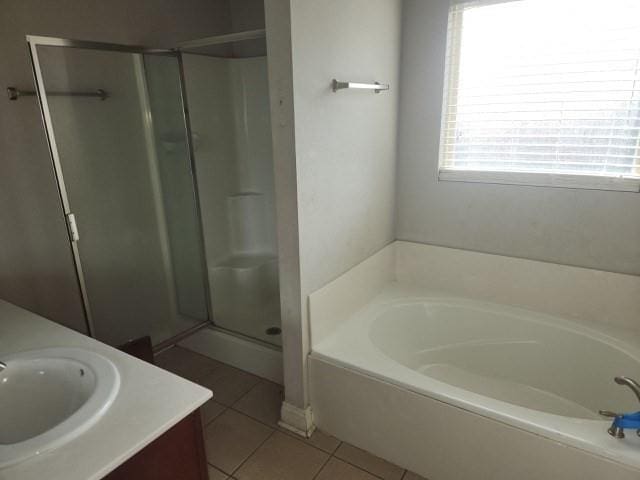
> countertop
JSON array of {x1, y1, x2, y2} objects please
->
[{"x1": 0, "y1": 299, "x2": 212, "y2": 480}]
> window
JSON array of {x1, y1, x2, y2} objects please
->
[{"x1": 439, "y1": 0, "x2": 640, "y2": 191}]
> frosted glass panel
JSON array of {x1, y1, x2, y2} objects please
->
[
  {"x1": 36, "y1": 45, "x2": 208, "y2": 346},
  {"x1": 143, "y1": 54, "x2": 208, "y2": 322}
]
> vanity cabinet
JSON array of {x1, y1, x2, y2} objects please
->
[
  {"x1": 105, "y1": 337, "x2": 209, "y2": 479},
  {"x1": 103, "y1": 409, "x2": 208, "y2": 480}
]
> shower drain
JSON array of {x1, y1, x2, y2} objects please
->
[{"x1": 265, "y1": 327, "x2": 282, "y2": 336}]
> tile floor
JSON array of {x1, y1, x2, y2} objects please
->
[{"x1": 155, "y1": 346, "x2": 426, "y2": 480}]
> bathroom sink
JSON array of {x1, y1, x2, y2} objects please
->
[{"x1": 0, "y1": 348, "x2": 120, "y2": 468}]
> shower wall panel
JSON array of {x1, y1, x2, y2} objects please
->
[{"x1": 183, "y1": 53, "x2": 281, "y2": 345}]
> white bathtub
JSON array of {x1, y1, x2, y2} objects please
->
[
  {"x1": 308, "y1": 242, "x2": 640, "y2": 479},
  {"x1": 315, "y1": 290, "x2": 640, "y2": 457}
]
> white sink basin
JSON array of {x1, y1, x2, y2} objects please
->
[{"x1": 0, "y1": 348, "x2": 120, "y2": 468}]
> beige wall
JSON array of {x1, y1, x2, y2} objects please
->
[
  {"x1": 230, "y1": 0, "x2": 266, "y2": 31},
  {"x1": 265, "y1": 0, "x2": 402, "y2": 409},
  {"x1": 0, "y1": 0, "x2": 232, "y2": 332},
  {"x1": 395, "y1": 0, "x2": 640, "y2": 276}
]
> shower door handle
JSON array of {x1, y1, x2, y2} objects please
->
[{"x1": 66, "y1": 213, "x2": 80, "y2": 242}]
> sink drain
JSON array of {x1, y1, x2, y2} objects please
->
[{"x1": 265, "y1": 327, "x2": 281, "y2": 336}]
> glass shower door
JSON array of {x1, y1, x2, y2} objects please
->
[{"x1": 30, "y1": 37, "x2": 209, "y2": 347}]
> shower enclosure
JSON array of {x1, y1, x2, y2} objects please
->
[
  {"x1": 27, "y1": 32, "x2": 281, "y2": 351},
  {"x1": 179, "y1": 30, "x2": 281, "y2": 347},
  {"x1": 28, "y1": 36, "x2": 209, "y2": 348}
]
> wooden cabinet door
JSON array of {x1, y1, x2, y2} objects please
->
[{"x1": 103, "y1": 410, "x2": 208, "y2": 480}]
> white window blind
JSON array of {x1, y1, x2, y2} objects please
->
[{"x1": 439, "y1": 0, "x2": 640, "y2": 191}]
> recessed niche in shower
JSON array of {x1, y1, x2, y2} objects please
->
[{"x1": 182, "y1": 40, "x2": 281, "y2": 346}]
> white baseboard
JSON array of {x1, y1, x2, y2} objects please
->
[
  {"x1": 178, "y1": 326, "x2": 283, "y2": 384},
  {"x1": 278, "y1": 401, "x2": 315, "y2": 438}
]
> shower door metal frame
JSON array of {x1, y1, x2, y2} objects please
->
[{"x1": 26, "y1": 35, "x2": 214, "y2": 344}]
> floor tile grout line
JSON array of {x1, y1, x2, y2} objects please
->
[
  {"x1": 196, "y1": 375, "x2": 261, "y2": 408},
  {"x1": 198, "y1": 368, "x2": 257, "y2": 389},
  {"x1": 157, "y1": 347, "x2": 283, "y2": 388},
  {"x1": 202, "y1": 404, "x2": 229, "y2": 428},
  {"x1": 329, "y1": 451, "x2": 398, "y2": 480},
  {"x1": 228, "y1": 404, "x2": 279, "y2": 429},
  {"x1": 278, "y1": 427, "x2": 342, "y2": 456},
  {"x1": 205, "y1": 410, "x2": 343, "y2": 480},
  {"x1": 310, "y1": 451, "x2": 334, "y2": 480},
  {"x1": 211, "y1": 405, "x2": 395, "y2": 478},
  {"x1": 206, "y1": 461, "x2": 232, "y2": 479},
  {"x1": 158, "y1": 347, "x2": 262, "y2": 387},
  {"x1": 156, "y1": 347, "x2": 225, "y2": 379},
  {"x1": 226, "y1": 405, "x2": 343, "y2": 457},
  {"x1": 201, "y1": 406, "x2": 273, "y2": 476},
  {"x1": 160, "y1": 351, "x2": 411, "y2": 478},
  {"x1": 228, "y1": 426, "x2": 277, "y2": 477},
  {"x1": 229, "y1": 378, "x2": 264, "y2": 409}
]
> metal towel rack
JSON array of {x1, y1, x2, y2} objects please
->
[
  {"x1": 7, "y1": 86, "x2": 108, "y2": 101},
  {"x1": 331, "y1": 79, "x2": 389, "y2": 94}
]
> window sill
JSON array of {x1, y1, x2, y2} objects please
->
[{"x1": 438, "y1": 168, "x2": 640, "y2": 193}]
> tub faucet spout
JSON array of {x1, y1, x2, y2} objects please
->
[
  {"x1": 599, "y1": 376, "x2": 640, "y2": 438},
  {"x1": 615, "y1": 376, "x2": 640, "y2": 403}
]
